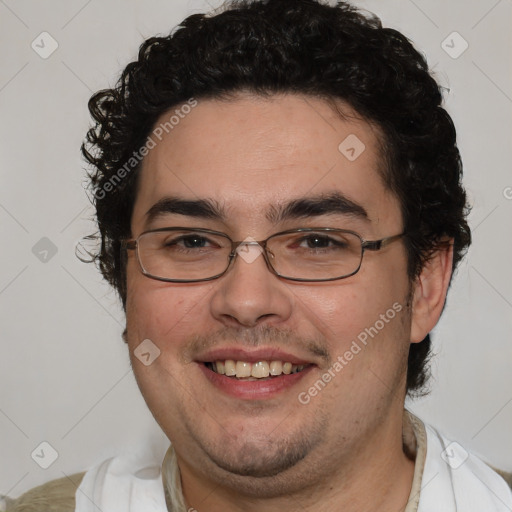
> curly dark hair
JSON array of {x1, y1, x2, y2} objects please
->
[{"x1": 82, "y1": 0, "x2": 471, "y2": 396}]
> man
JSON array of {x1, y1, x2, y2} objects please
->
[{"x1": 4, "y1": 0, "x2": 511, "y2": 510}]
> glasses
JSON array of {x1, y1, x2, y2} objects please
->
[{"x1": 122, "y1": 227, "x2": 405, "y2": 283}]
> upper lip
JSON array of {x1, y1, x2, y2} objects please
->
[{"x1": 195, "y1": 347, "x2": 315, "y2": 366}]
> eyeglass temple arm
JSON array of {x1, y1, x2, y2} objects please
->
[
  {"x1": 122, "y1": 240, "x2": 137, "y2": 250},
  {"x1": 362, "y1": 233, "x2": 405, "y2": 252}
]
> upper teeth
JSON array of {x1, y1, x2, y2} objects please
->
[{"x1": 210, "y1": 360, "x2": 306, "y2": 379}]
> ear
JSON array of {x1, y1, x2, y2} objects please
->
[{"x1": 410, "y1": 242, "x2": 454, "y2": 343}]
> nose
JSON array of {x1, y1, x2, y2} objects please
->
[{"x1": 209, "y1": 242, "x2": 293, "y2": 328}]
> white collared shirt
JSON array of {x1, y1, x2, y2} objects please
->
[{"x1": 75, "y1": 411, "x2": 512, "y2": 512}]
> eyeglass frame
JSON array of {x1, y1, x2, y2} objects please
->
[{"x1": 121, "y1": 227, "x2": 406, "y2": 283}]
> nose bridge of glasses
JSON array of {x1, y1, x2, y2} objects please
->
[
  {"x1": 229, "y1": 237, "x2": 262, "y2": 252},
  {"x1": 228, "y1": 238, "x2": 276, "y2": 269}
]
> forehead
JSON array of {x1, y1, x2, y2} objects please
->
[{"x1": 131, "y1": 93, "x2": 401, "y2": 234}]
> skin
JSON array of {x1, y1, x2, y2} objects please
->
[{"x1": 125, "y1": 93, "x2": 453, "y2": 511}]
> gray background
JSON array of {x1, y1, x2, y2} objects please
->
[{"x1": 1, "y1": 0, "x2": 511, "y2": 498}]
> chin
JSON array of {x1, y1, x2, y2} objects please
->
[{"x1": 207, "y1": 439, "x2": 310, "y2": 478}]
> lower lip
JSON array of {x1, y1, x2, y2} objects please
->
[{"x1": 198, "y1": 363, "x2": 314, "y2": 400}]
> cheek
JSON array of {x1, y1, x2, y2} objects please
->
[
  {"x1": 124, "y1": 276, "x2": 208, "y2": 414},
  {"x1": 298, "y1": 287, "x2": 362, "y2": 342},
  {"x1": 298, "y1": 284, "x2": 401, "y2": 335},
  {"x1": 294, "y1": 268, "x2": 411, "y2": 364},
  {"x1": 125, "y1": 284, "x2": 169, "y2": 344},
  {"x1": 125, "y1": 268, "x2": 213, "y2": 354}
]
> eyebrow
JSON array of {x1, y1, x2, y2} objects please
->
[
  {"x1": 266, "y1": 192, "x2": 369, "y2": 223},
  {"x1": 145, "y1": 197, "x2": 226, "y2": 224},
  {"x1": 145, "y1": 191, "x2": 368, "y2": 225}
]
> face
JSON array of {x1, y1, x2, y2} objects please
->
[{"x1": 125, "y1": 94, "x2": 414, "y2": 496}]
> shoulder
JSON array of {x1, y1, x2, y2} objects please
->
[
  {"x1": 1, "y1": 472, "x2": 85, "y2": 512},
  {"x1": 406, "y1": 410, "x2": 512, "y2": 492}
]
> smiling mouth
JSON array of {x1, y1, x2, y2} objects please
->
[{"x1": 204, "y1": 360, "x2": 311, "y2": 380}]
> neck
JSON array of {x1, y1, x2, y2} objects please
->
[{"x1": 173, "y1": 407, "x2": 416, "y2": 512}]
